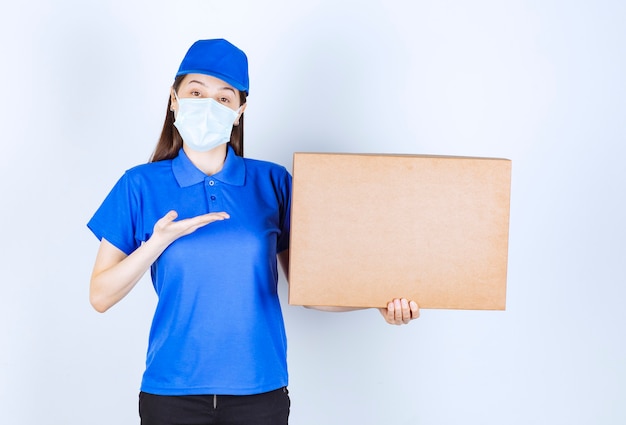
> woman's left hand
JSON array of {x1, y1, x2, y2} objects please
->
[{"x1": 379, "y1": 298, "x2": 420, "y2": 325}]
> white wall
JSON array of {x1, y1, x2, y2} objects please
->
[{"x1": 1, "y1": 0, "x2": 625, "y2": 423}]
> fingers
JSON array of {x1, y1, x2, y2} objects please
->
[
  {"x1": 153, "y1": 210, "x2": 179, "y2": 232},
  {"x1": 153, "y1": 210, "x2": 230, "y2": 242},
  {"x1": 383, "y1": 298, "x2": 420, "y2": 325},
  {"x1": 182, "y1": 211, "x2": 230, "y2": 233},
  {"x1": 190, "y1": 211, "x2": 230, "y2": 224},
  {"x1": 386, "y1": 301, "x2": 397, "y2": 324},
  {"x1": 409, "y1": 300, "x2": 420, "y2": 319},
  {"x1": 162, "y1": 210, "x2": 179, "y2": 222}
]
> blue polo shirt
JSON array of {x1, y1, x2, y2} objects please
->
[{"x1": 87, "y1": 146, "x2": 291, "y2": 395}]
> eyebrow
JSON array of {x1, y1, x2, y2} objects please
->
[{"x1": 187, "y1": 79, "x2": 236, "y2": 94}]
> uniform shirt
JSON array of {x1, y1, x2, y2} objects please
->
[{"x1": 87, "y1": 146, "x2": 291, "y2": 395}]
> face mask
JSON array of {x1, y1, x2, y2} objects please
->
[{"x1": 173, "y1": 93, "x2": 240, "y2": 152}]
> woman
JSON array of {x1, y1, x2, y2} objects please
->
[{"x1": 88, "y1": 38, "x2": 419, "y2": 425}]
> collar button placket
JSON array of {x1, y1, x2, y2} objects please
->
[{"x1": 205, "y1": 178, "x2": 222, "y2": 212}]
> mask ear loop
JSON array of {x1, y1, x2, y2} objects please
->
[
  {"x1": 170, "y1": 89, "x2": 180, "y2": 114},
  {"x1": 233, "y1": 103, "x2": 245, "y2": 126}
]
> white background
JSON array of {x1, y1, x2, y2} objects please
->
[{"x1": 1, "y1": 0, "x2": 625, "y2": 424}]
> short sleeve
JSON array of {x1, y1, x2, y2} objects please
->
[
  {"x1": 276, "y1": 169, "x2": 292, "y2": 253},
  {"x1": 87, "y1": 172, "x2": 142, "y2": 255}
]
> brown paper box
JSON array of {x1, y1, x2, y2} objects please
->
[{"x1": 288, "y1": 152, "x2": 512, "y2": 310}]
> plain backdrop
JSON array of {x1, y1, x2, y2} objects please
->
[{"x1": 1, "y1": 0, "x2": 625, "y2": 424}]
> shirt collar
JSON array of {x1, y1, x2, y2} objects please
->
[{"x1": 172, "y1": 145, "x2": 246, "y2": 188}]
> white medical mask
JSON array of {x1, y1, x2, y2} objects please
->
[{"x1": 173, "y1": 93, "x2": 240, "y2": 152}]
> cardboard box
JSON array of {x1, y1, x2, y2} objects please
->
[{"x1": 288, "y1": 152, "x2": 511, "y2": 310}]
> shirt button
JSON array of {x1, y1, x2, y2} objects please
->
[
  {"x1": 210, "y1": 196, "x2": 216, "y2": 201},
  {"x1": 208, "y1": 180, "x2": 215, "y2": 186}
]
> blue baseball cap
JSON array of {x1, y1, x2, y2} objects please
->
[{"x1": 176, "y1": 39, "x2": 249, "y2": 94}]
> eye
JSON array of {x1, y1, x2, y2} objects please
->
[
  {"x1": 190, "y1": 90, "x2": 202, "y2": 97},
  {"x1": 218, "y1": 97, "x2": 231, "y2": 104}
]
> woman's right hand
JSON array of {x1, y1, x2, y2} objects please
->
[
  {"x1": 90, "y1": 210, "x2": 229, "y2": 313},
  {"x1": 150, "y1": 210, "x2": 230, "y2": 247}
]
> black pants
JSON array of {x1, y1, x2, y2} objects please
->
[{"x1": 139, "y1": 387, "x2": 290, "y2": 425}]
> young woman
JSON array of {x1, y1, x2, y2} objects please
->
[{"x1": 87, "y1": 38, "x2": 419, "y2": 425}]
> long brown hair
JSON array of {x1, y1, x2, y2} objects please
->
[{"x1": 150, "y1": 75, "x2": 248, "y2": 162}]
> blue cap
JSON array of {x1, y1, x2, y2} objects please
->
[{"x1": 176, "y1": 39, "x2": 249, "y2": 94}]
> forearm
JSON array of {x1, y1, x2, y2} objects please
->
[
  {"x1": 90, "y1": 237, "x2": 168, "y2": 312},
  {"x1": 90, "y1": 210, "x2": 231, "y2": 312},
  {"x1": 308, "y1": 300, "x2": 419, "y2": 325}
]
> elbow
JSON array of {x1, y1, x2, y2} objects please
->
[
  {"x1": 90, "y1": 303, "x2": 109, "y2": 314},
  {"x1": 89, "y1": 283, "x2": 112, "y2": 313},
  {"x1": 89, "y1": 294, "x2": 110, "y2": 313}
]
